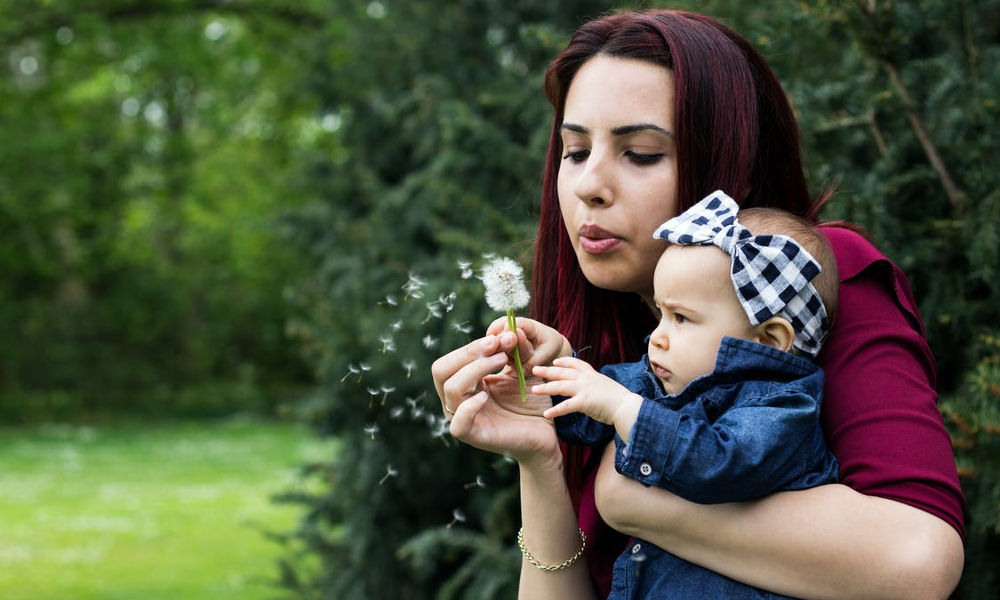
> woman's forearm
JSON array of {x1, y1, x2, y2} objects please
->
[
  {"x1": 594, "y1": 447, "x2": 963, "y2": 600},
  {"x1": 516, "y1": 454, "x2": 599, "y2": 600}
]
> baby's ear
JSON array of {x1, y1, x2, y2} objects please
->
[{"x1": 753, "y1": 317, "x2": 795, "y2": 353}]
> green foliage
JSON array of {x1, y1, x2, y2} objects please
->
[
  {"x1": 942, "y1": 333, "x2": 1000, "y2": 599},
  {"x1": 276, "y1": 1, "x2": 615, "y2": 596},
  {"x1": 0, "y1": 2, "x2": 319, "y2": 418}
]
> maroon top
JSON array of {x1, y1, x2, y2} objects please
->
[{"x1": 571, "y1": 225, "x2": 966, "y2": 598}]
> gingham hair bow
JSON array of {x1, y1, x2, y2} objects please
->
[{"x1": 652, "y1": 190, "x2": 829, "y2": 357}]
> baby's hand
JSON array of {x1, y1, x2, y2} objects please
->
[{"x1": 534, "y1": 357, "x2": 640, "y2": 427}]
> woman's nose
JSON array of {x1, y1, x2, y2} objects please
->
[{"x1": 573, "y1": 150, "x2": 614, "y2": 207}]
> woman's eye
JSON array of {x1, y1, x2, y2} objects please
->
[
  {"x1": 626, "y1": 151, "x2": 664, "y2": 165},
  {"x1": 562, "y1": 150, "x2": 589, "y2": 163}
]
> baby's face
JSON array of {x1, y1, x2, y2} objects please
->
[{"x1": 647, "y1": 245, "x2": 757, "y2": 394}]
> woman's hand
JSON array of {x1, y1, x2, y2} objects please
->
[
  {"x1": 485, "y1": 316, "x2": 573, "y2": 371},
  {"x1": 432, "y1": 334, "x2": 559, "y2": 466}
]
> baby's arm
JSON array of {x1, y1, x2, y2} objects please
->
[
  {"x1": 617, "y1": 388, "x2": 837, "y2": 504},
  {"x1": 534, "y1": 357, "x2": 643, "y2": 443}
]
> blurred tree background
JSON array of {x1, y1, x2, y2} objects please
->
[{"x1": 1, "y1": 0, "x2": 997, "y2": 598}]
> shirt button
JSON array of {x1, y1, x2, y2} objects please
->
[
  {"x1": 639, "y1": 462, "x2": 652, "y2": 476},
  {"x1": 631, "y1": 543, "x2": 642, "y2": 554}
]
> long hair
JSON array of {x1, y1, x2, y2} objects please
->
[{"x1": 532, "y1": 9, "x2": 823, "y2": 506}]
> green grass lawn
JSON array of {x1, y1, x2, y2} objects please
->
[{"x1": 0, "y1": 418, "x2": 336, "y2": 600}]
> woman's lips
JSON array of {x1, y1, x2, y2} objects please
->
[{"x1": 579, "y1": 224, "x2": 622, "y2": 254}]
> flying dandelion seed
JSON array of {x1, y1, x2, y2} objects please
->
[
  {"x1": 390, "y1": 320, "x2": 403, "y2": 331},
  {"x1": 464, "y1": 475, "x2": 486, "y2": 489},
  {"x1": 422, "y1": 302, "x2": 444, "y2": 324},
  {"x1": 458, "y1": 260, "x2": 473, "y2": 279},
  {"x1": 381, "y1": 294, "x2": 399, "y2": 306},
  {"x1": 452, "y1": 322, "x2": 473, "y2": 335},
  {"x1": 380, "y1": 385, "x2": 396, "y2": 405},
  {"x1": 439, "y1": 292, "x2": 457, "y2": 312},
  {"x1": 402, "y1": 359, "x2": 416, "y2": 377},
  {"x1": 402, "y1": 272, "x2": 427, "y2": 300},
  {"x1": 363, "y1": 424, "x2": 379, "y2": 440},
  {"x1": 446, "y1": 508, "x2": 467, "y2": 529},
  {"x1": 379, "y1": 464, "x2": 399, "y2": 485},
  {"x1": 422, "y1": 335, "x2": 438, "y2": 349},
  {"x1": 340, "y1": 363, "x2": 361, "y2": 383},
  {"x1": 389, "y1": 406, "x2": 405, "y2": 419},
  {"x1": 378, "y1": 334, "x2": 396, "y2": 353},
  {"x1": 367, "y1": 387, "x2": 380, "y2": 408},
  {"x1": 356, "y1": 363, "x2": 372, "y2": 383}
]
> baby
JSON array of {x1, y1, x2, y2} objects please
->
[{"x1": 530, "y1": 190, "x2": 840, "y2": 600}]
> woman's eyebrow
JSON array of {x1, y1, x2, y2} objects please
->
[
  {"x1": 560, "y1": 122, "x2": 674, "y2": 138},
  {"x1": 611, "y1": 123, "x2": 674, "y2": 138}
]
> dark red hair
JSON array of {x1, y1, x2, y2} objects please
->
[{"x1": 531, "y1": 10, "x2": 825, "y2": 506}]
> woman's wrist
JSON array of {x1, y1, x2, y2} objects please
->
[{"x1": 517, "y1": 442, "x2": 565, "y2": 480}]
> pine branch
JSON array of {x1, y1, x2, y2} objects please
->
[
  {"x1": 852, "y1": 0, "x2": 967, "y2": 214},
  {"x1": 881, "y1": 59, "x2": 966, "y2": 214}
]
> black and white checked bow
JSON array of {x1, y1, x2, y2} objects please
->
[{"x1": 652, "y1": 190, "x2": 829, "y2": 357}]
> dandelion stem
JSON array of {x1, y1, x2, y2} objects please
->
[{"x1": 507, "y1": 308, "x2": 527, "y2": 402}]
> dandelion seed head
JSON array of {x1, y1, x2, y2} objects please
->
[{"x1": 480, "y1": 257, "x2": 530, "y2": 312}]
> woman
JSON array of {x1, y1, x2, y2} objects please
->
[{"x1": 432, "y1": 10, "x2": 964, "y2": 599}]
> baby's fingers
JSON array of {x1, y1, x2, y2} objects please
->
[
  {"x1": 530, "y1": 379, "x2": 578, "y2": 399},
  {"x1": 543, "y1": 398, "x2": 579, "y2": 419}
]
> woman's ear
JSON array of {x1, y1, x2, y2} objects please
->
[{"x1": 753, "y1": 317, "x2": 795, "y2": 353}]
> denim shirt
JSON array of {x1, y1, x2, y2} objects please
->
[{"x1": 555, "y1": 336, "x2": 839, "y2": 599}]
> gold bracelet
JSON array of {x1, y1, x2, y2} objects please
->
[{"x1": 516, "y1": 526, "x2": 587, "y2": 572}]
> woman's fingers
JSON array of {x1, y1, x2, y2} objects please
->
[
  {"x1": 435, "y1": 349, "x2": 508, "y2": 417},
  {"x1": 432, "y1": 335, "x2": 498, "y2": 395},
  {"x1": 448, "y1": 390, "x2": 488, "y2": 440}
]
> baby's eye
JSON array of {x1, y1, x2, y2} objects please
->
[
  {"x1": 673, "y1": 313, "x2": 688, "y2": 324},
  {"x1": 562, "y1": 150, "x2": 589, "y2": 163}
]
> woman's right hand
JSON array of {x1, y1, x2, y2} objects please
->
[{"x1": 432, "y1": 333, "x2": 561, "y2": 466}]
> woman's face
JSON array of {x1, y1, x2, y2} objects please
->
[{"x1": 558, "y1": 55, "x2": 679, "y2": 303}]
